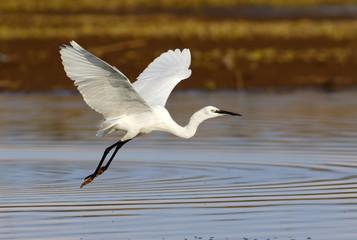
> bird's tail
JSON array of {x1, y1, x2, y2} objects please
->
[
  {"x1": 96, "y1": 127, "x2": 115, "y2": 137},
  {"x1": 96, "y1": 118, "x2": 117, "y2": 137}
]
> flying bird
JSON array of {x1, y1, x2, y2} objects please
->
[{"x1": 59, "y1": 41, "x2": 241, "y2": 188}]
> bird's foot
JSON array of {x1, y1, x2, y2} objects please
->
[{"x1": 80, "y1": 167, "x2": 107, "y2": 188}]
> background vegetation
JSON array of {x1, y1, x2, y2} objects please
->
[{"x1": 1, "y1": 0, "x2": 357, "y2": 91}]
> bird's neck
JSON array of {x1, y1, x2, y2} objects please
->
[{"x1": 170, "y1": 110, "x2": 209, "y2": 139}]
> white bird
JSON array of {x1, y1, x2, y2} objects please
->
[{"x1": 59, "y1": 41, "x2": 241, "y2": 188}]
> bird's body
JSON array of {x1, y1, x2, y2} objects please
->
[
  {"x1": 98, "y1": 105, "x2": 228, "y2": 140},
  {"x1": 97, "y1": 106, "x2": 177, "y2": 139},
  {"x1": 60, "y1": 41, "x2": 240, "y2": 187}
]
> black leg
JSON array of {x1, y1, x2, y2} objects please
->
[
  {"x1": 81, "y1": 139, "x2": 131, "y2": 188},
  {"x1": 86, "y1": 140, "x2": 121, "y2": 179},
  {"x1": 101, "y1": 139, "x2": 129, "y2": 172}
]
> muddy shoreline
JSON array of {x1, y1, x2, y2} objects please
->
[
  {"x1": 1, "y1": 4, "x2": 357, "y2": 92},
  {"x1": 1, "y1": 36, "x2": 356, "y2": 92}
]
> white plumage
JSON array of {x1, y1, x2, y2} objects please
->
[
  {"x1": 59, "y1": 41, "x2": 240, "y2": 187},
  {"x1": 133, "y1": 48, "x2": 191, "y2": 107},
  {"x1": 60, "y1": 41, "x2": 150, "y2": 118}
]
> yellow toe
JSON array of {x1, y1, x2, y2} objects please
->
[{"x1": 80, "y1": 177, "x2": 93, "y2": 188}]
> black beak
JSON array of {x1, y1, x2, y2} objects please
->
[{"x1": 215, "y1": 109, "x2": 242, "y2": 116}]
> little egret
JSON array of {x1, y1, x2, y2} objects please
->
[{"x1": 59, "y1": 41, "x2": 241, "y2": 188}]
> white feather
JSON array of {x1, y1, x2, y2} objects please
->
[
  {"x1": 59, "y1": 41, "x2": 151, "y2": 118},
  {"x1": 132, "y1": 49, "x2": 191, "y2": 107}
]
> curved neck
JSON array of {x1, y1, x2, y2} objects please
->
[{"x1": 168, "y1": 109, "x2": 211, "y2": 139}]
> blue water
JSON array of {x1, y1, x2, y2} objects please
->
[{"x1": 1, "y1": 90, "x2": 357, "y2": 240}]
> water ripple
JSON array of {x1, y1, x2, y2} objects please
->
[{"x1": 1, "y1": 91, "x2": 357, "y2": 239}]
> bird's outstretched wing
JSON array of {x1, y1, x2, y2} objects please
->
[
  {"x1": 60, "y1": 41, "x2": 151, "y2": 117},
  {"x1": 132, "y1": 49, "x2": 191, "y2": 107}
]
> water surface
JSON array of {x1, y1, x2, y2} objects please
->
[{"x1": 1, "y1": 90, "x2": 357, "y2": 240}]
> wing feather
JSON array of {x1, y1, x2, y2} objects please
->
[
  {"x1": 132, "y1": 48, "x2": 191, "y2": 107},
  {"x1": 60, "y1": 41, "x2": 151, "y2": 117}
]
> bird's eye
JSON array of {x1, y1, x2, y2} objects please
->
[{"x1": 211, "y1": 109, "x2": 215, "y2": 113}]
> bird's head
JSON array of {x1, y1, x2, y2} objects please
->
[{"x1": 202, "y1": 106, "x2": 241, "y2": 118}]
